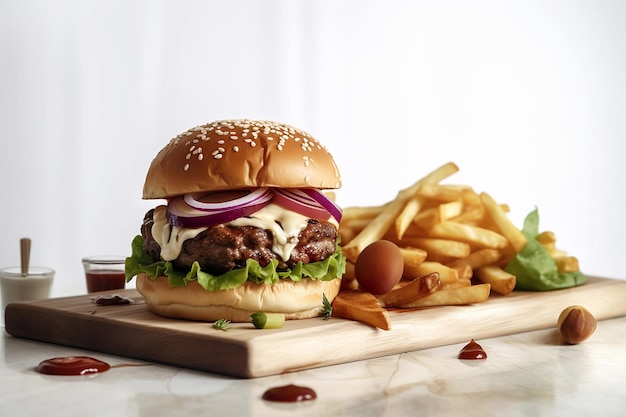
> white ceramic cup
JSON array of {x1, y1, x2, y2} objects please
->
[{"x1": 0, "y1": 266, "x2": 55, "y2": 324}]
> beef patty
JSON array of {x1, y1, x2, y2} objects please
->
[{"x1": 141, "y1": 208, "x2": 339, "y2": 275}]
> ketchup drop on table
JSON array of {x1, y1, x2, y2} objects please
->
[
  {"x1": 458, "y1": 339, "x2": 487, "y2": 360},
  {"x1": 36, "y1": 356, "x2": 111, "y2": 376},
  {"x1": 262, "y1": 384, "x2": 317, "y2": 402}
]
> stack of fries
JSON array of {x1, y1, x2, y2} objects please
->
[{"x1": 334, "y1": 162, "x2": 534, "y2": 329}]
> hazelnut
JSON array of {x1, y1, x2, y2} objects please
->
[{"x1": 557, "y1": 305, "x2": 597, "y2": 344}]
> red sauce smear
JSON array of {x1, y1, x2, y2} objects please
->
[
  {"x1": 36, "y1": 356, "x2": 111, "y2": 376},
  {"x1": 458, "y1": 339, "x2": 487, "y2": 360},
  {"x1": 92, "y1": 294, "x2": 133, "y2": 306},
  {"x1": 262, "y1": 384, "x2": 317, "y2": 402}
]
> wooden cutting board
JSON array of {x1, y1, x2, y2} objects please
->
[{"x1": 5, "y1": 276, "x2": 626, "y2": 378}]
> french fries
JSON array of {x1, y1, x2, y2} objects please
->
[
  {"x1": 377, "y1": 273, "x2": 441, "y2": 308},
  {"x1": 342, "y1": 162, "x2": 460, "y2": 263},
  {"x1": 335, "y1": 162, "x2": 581, "y2": 330}
]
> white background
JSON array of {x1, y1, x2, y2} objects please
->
[{"x1": 1, "y1": 0, "x2": 625, "y2": 296}]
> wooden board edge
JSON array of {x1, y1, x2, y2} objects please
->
[{"x1": 4, "y1": 302, "x2": 255, "y2": 378}]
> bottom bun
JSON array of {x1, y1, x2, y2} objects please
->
[{"x1": 136, "y1": 273, "x2": 342, "y2": 322}]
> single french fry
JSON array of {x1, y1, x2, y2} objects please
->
[
  {"x1": 408, "y1": 261, "x2": 459, "y2": 284},
  {"x1": 554, "y1": 256, "x2": 580, "y2": 273},
  {"x1": 395, "y1": 195, "x2": 424, "y2": 240},
  {"x1": 480, "y1": 192, "x2": 527, "y2": 253},
  {"x1": 451, "y1": 263, "x2": 473, "y2": 281},
  {"x1": 342, "y1": 162, "x2": 459, "y2": 262},
  {"x1": 440, "y1": 278, "x2": 472, "y2": 290},
  {"x1": 412, "y1": 206, "x2": 439, "y2": 229},
  {"x1": 377, "y1": 273, "x2": 441, "y2": 307},
  {"x1": 428, "y1": 222, "x2": 509, "y2": 249},
  {"x1": 446, "y1": 248, "x2": 503, "y2": 271},
  {"x1": 417, "y1": 183, "x2": 473, "y2": 202},
  {"x1": 536, "y1": 231, "x2": 567, "y2": 257},
  {"x1": 461, "y1": 188, "x2": 482, "y2": 207},
  {"x1": 413, "y1": 200, "x2": 464, "y2": 229},
  {"x1": 332, "y1": 290, "x2": 391, "y2": 330},
  {"x1": 450, "y1": 205, "x2": 485, "y2": 225},
  {"x1": 536, "y1": 230, "x2": 556, "y2": 245},
  {"x1": 399, "y1": 247, "x2": 428, "y2": 268},
  {"x1": 340, "y1": 217, "x2": 372, "y2": 233},
  {"x1": 398, "y1": 283, "x2": 491, "y2": 308},
  {"x1": 339, "y1": 226, "x2": 359, "y2": 246},
  {"x1": 400, "y1": 237, "x2": 471, "y2": 259},
  {"x1": 340, "y1": 205, "x2": 385, "y2": 222},
  {"x1": 474, "y1": 265, "x2": 516, "y2": 295},
  {"x1": 438, "y1": 200, "x2": 464, "y2": 222}
]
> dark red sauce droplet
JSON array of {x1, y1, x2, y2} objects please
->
[
  {"x1": 36, "y1": 356, "x2": 111, "y2": 375},
  {"x1": 458, "y1": 339, "x2": 487, "y2": 360},
  {"x1": 92, "y1": 294, "x2": 133, "y2": 305},
  {"x1": 262, "y1": 384, "x2": 317, "y2": 402}
]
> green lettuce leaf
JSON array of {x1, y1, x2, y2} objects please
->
[
  {"x1": 125, "y1": 235, "x2": 346, "y2": 292},
  {"x1": 504, "y1": 208, "x2": 586, "y2": 291}
]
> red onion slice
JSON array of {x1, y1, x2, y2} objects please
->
[
  {"x1": 184, "y1": 188, "x2": 271, "y2": 212},
  {"x1": 301, "y1": 189, "x2": 343, "y2": 222},
  {"x1": 165, "y1": 187, "x2": 341, "y2": 228},
  {"x1": 167, "y1": 191, "x2": 272, "y2": 228},
  {"x1": 273, "y1": 189, "x2": 332, "y2": 221}
]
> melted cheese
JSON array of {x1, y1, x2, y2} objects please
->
[
  {"x1": 151, "y1": 203, "x2": 337, "y2": 263},
  {"x1": 151, "y1": 206, "x2": 207, "y2": 261},
  {"x1": 227, "y1": 203, "x2": 310, "y2": 262}
]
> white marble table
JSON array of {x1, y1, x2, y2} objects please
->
[{"x1": 2, "y1": 315, "x2": 624, "y2": 417}]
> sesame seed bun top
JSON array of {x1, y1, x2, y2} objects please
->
[{"x1": 142, "y1": 119, "x2": 342, "y2": 199}]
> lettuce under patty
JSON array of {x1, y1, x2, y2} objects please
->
[{"x1": 125, "y1": 235, "x2": 346, "y2": 291}]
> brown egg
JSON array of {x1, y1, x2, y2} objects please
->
[{"x1": 355, "y1": 240, "x2": 404, "y2": 295}]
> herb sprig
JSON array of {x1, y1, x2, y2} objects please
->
[{"x1": 320, "y1": 293, "x2": 332, "y2": 320}]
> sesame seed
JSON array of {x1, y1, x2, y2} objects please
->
[{"x1": 169, "y1": 119, "x2": 330, "y2": 174}]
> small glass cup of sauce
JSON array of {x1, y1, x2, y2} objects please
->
[{"x1": 82, "y1": 256, "x2": 126, "y2": 293}]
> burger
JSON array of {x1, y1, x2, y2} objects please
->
[{"x1": 125, "y1": 119, "x2": 346, "y2": 322}]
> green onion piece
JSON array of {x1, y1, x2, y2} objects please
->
[
  {"x1": 250, "y1": 312, "x2": 285, "y2": 329},
  {"x1": 212, "y1": 318, "x2": 231, "y2": 331}
]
